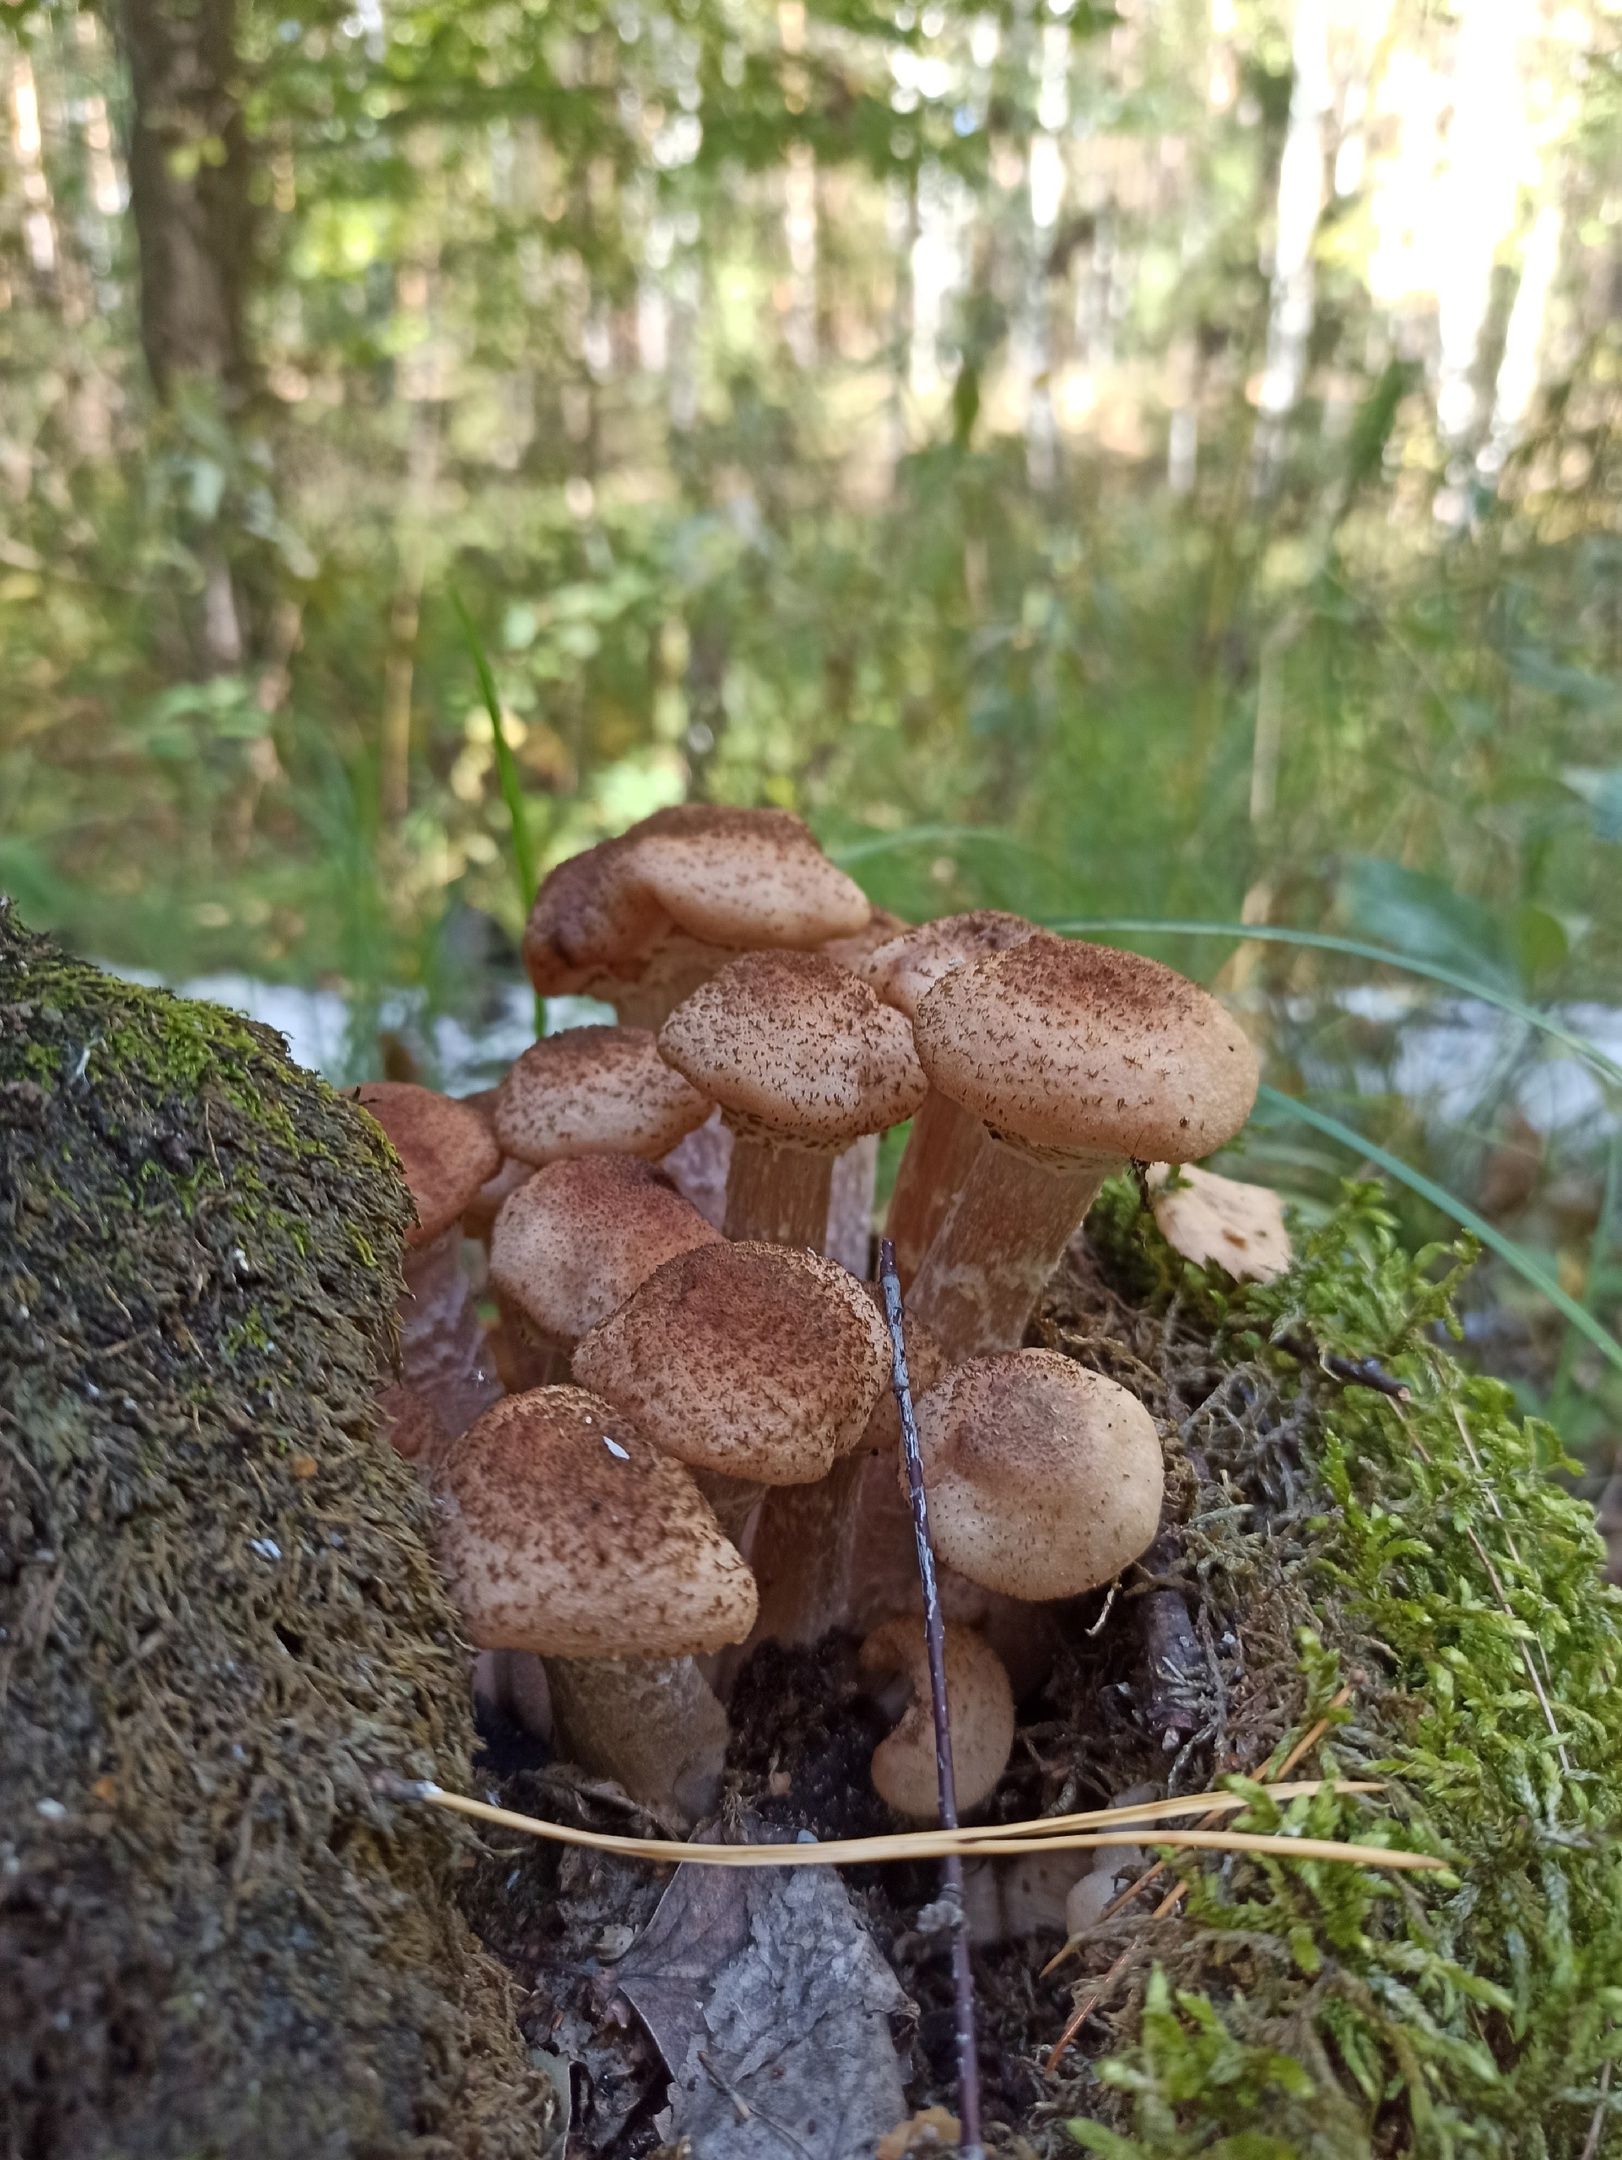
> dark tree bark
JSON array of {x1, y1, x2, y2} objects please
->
[
  {"x1": 115, "y1": 0, "x2": 255, "y2": 669},
  {"x1": 116, "y1": 0, "x2": 252, "y2": 400}
]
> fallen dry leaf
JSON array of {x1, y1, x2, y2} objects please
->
[{"x1": 617, "y1": 1838, "x2": 910, "y2": 2160}]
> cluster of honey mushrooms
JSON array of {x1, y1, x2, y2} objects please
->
[{"x1": 357, "y1": 806, "x2": 1281, "y2": 1825}]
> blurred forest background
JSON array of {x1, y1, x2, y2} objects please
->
[{"x1": 0, "y1": 0, "x2": 1618, "y2": 1478}]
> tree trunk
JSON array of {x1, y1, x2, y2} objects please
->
[
  {"x1": 115, "y1": 0, "x2": 254, "y2": 671},
  {"x1": 116, "y1": 0, "x2": 251, "y2": 400}
]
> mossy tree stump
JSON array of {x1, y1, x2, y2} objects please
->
[{"x1": 0, "y1": 907, "x2": 552, "y2": 2160}]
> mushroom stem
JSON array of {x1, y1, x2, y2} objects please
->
[
  {"x1": 907, "y1": 1140, "x2": 1114, "y2": 1357},
  {"x1": 748, "y1": 1451, "x2": 871, "y2": 1645},
  {"x1": 826, "y1": 1132, "x2": 879, "y2": 1276},
  {"x1": 723, "y1": 1134, "x2": 835, "y2": 1250},
  {"x1": 882, "y1": 1092, "x2": 989, "y2": 1284},
  {"x1": 545, "y1": 1654, "x2": 729, "y2": 1822},
  {"x1": 399, "y1": 1227, "x2": 502, "y2": 1440}
]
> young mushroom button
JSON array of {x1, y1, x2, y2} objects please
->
[
  {"x1": 906, "y1": 936, "x2": 1260, "y2": 1355},
  {"x1": 911, "y1": 1352, "x2": 1164, "y2": 1603},
  {"x1": 658, "y1": 950, "x2": 926, "y2": 1250},
  {"x1": 859, "y1": 1618, "x2": 1016, "y2": 1819}
]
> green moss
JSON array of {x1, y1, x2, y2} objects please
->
[
  {"x1": 1057, "y1": 1184, "x2": 1622, "y2": 2160},
  {"x1": 0, "y1": 903, "x2": 552, "y2": 2160}
]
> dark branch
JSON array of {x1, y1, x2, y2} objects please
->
[{"x1": 878, "y1": 1238, "x2": 984, "y2": 2160}]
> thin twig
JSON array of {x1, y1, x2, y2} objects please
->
[
  {"x1": 880, "y1": 1237, "x2": 984, "y2": 2160},
  {"x1": 1579, "y1": 2055, "x2": 1614, "y2": 2160},
  {"x1": 1277, "y1": 1333, "x2": 1411, "y2": 1401}
]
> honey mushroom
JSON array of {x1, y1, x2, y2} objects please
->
[
  {"x1": 488, "y1": 1155, "x2": 723, "y2": 1385},
  {"x1": 489, "y1": 1026, "x2": 711, "y2": 1381},
  {"x1": 572, "y1": 1239, "x2": 892, "y2": 1548},
  {"x1": 909, "y1": 1351, "x2": 1165, "y2": 1603},
  {"x1": 862, "y1": 910, "x2": 1043, "y2": 1283},
  {"x1": 522, "y1": 804, "x2": 872, "y2": 1028},
  {"x1": 907, "y1": 936, "x2": 1260, "y2": 1356},
  {"x1": 431, "y1": 1387, "x2": 757, "y2": 1820},
  {"x1": 858, "y1": 1617, "x2": 1016, "y2": 1819},
  {"x1": 658, "y1": 950, "x2": 925, "y2": 1251}
]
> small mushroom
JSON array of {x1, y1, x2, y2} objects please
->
[
  {"x1": 911, "y1": 1352, "x2": 1163, "y2": 1602},
  {"x1": 658, "y1": 951, "x2": 926, "y2": 1250},
  {"x1": 572, "y1": 1239, "x2": 892, "y2": 1542},
  {"x1": 907, "y1": 937, "x2": 1259, "y2": 1354},
  {"x1": 858, "y1": 1617, "x2": 1015, "y2": 1819},
  {"x1": 494, "y1": 1024, "x2": 711, "y2": 1166},
  {"x1": 431, "y1": 1387, "x2": 757, "y2": 1817},
  {"x1": 488, "y1": 1154, "x2": 722, "y2": 1382},
  {"x1": 352, "y1": 1081, "x2": 502, "y2": 1441},
  {"x1": 523, "y1": 806, "x2": 871, "y2": 1026},
  {"x1": 1146, "y1": 1162, "x2": 1292, "y2": 1282},
  {"x1": 863, "y1": 911, "x2": 1043, "y2": 1282}
]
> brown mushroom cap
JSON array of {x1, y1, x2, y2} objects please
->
[
  {"x1": 912, "y1": 936, "x2": 1259, "y2": 1164},
  {"x1": 489, "y1": 1155, "x2": 723, "y2": 1347},
  {"x1": 1147, "y1": 1162, "x2": 1292, "y2": 1283},
  {"x1": 432, "y1": 1387, "x2": 758, "y2": 1657},
  {"x1": 859, "y1": 1618, "x2": 1015, "y2": 1818},
  {"x1": 862, "y1": 909, "x2": 1041, "y2": 1019},
  {"x1": 523, "y1": 806, "x2": 869, "y2": 995},
  {"x1": 572, "y1": 1240, "x2": 892, "y2": 1484},
  {"x1": 493, "y1": 1025, "x2": 711, "y2": 1166},
  {"x1": 658, "y1": 950, "x2": 927, "y2": 1148},
  {"x1": 630, "y1": 804, "x2": 871, "y2": 947},
  {"x1": 913, "y1": 1351, "x2": 1164, "y2": 1601},
  {"x1": 353, "y1": 1081, "x2": 501, "y2": 1248}
]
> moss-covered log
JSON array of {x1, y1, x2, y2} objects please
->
[
  {"x1": 0, "y1": 906, "x2": 553, "y2": 2160},
  {"x1": 1033, "y1": 1184, "x2": 1622, "y2": 2159}
]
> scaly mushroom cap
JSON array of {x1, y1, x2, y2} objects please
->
[
  {"x1": 629, "y1": 804, "x2": 871, "y2": 948},
  {"x1": 912, "y1": 936, "x2": 1259, "y2": 1164},
  {"x1": 863, "y1": 909, "x2": 1041, "y2": 1019},
  {"x1": 859, "y1": 1618, "x2": 1015, "y2": 1818},
  {"x1": 573, "y1": 1240, "x2": 892, "y2": 1484},
  {"x1": 658, "y1": 950, "x2": 927, "y2": 1148},
  {"x1": 432, "y1": 1387, "x2": 758, "y2": 1657},
  {"x1": 353, "y1": 1081, "x2": 501, "y2": 1248},
  {"x1": 493, "y1": 1025, "x2": 711, "y2": 1165},
  {"x1": 913, "y1": 1351, "x2": 1164, "y2": 1601},
  {"x1": 490, "y1": 1155, "x2": 723, "y2": 1346},
  {"x1": 523, "y1": 806, "x2": 869, "y2": 994},
  {"x1": 1147, "y1": 1162, "x2": 1292, "y2": 1283}
]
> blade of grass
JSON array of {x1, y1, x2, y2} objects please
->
[
  {"x1": 829, "y1": 822, "x2": 1023, "y2": 866},
  {"x1": 1254, "y1": 1084, "x2": 1622, "y2": 1377},
  {"x1": 452, "y1": 591, "x2": 545, "y2": 1037},
  {"x1": 1043, "y1": 916, "x2": 1622, "y2": 1091}
]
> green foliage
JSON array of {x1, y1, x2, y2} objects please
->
[{"x1": 1067, "y1": 1188, "x2": 1622, "y2": 2158}]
